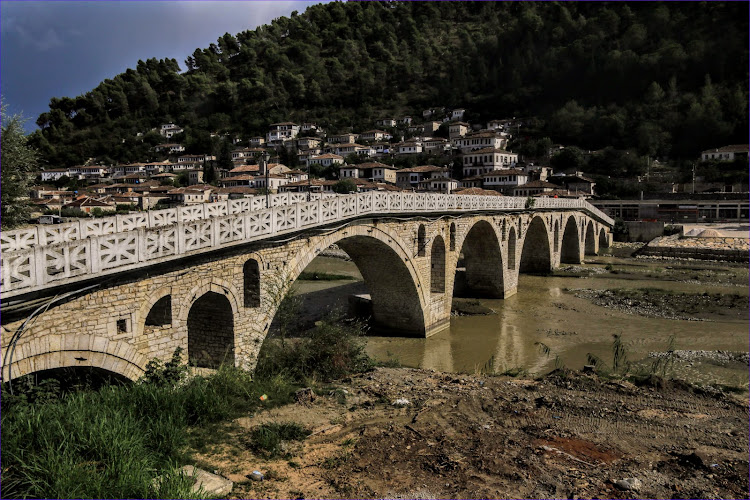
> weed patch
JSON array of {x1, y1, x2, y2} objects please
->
[{"x1": 247, "y1": 422, "x2": 311, "y2": 458}]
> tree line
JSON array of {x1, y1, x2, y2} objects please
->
[{"x1": 28, "y1": 1, "x2": 748, "y2": 169}]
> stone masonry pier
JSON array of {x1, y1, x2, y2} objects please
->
[{"x1": 1, "y1": 192, "x2": 612, "y2": 381}]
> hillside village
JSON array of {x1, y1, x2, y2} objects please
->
[{"x1": 29, "y1": 107, "x2": 745, "y2": 220}]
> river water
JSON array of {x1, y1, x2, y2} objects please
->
[{"x1": 295, "y1": 255, "x2": 749, "y2": 388}]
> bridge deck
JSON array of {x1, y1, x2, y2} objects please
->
[{"x1": 1, "y1": 192, "x2": 612, "y2": 299}]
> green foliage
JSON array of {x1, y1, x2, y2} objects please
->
[
  {"x1": 1, "y1": 102, "x2": 37, "y2": 228},
  {"x1": 332, "y1": 178, "x2": 357, "y2": 194},
  {"x1": 247, "y1": 422, "x2": 311, "y2": 458},
  {"x1": 27, "y1": 3, "x2": 748, "y2": 168},
  {"x1": 524, "y1": 196, "x2": 536, "y2": 209},
  {"x1": 0, "y1": 348, "x2": 303, "y2": 499},
  {"x1": 256, "y1": 317, "x2": 374, "y2": 383}
]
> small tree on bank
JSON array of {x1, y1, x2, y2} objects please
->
[{"x1": 1, "y1": 102, "x2": 38, "y2": 228}]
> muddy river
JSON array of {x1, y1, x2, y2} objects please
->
[{"x1": 293, "y1": 252, "x2": 749, "y2": 388}]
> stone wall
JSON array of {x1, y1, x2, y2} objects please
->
[{"x1": 1, "y1": 210, "x2": 610, "y2": 381}]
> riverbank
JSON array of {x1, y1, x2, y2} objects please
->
[{"x1": 191, "y1": 367, "x2": 749, "y2": 500}]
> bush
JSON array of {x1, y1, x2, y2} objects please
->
[
  {"x1": 256, "y1": 317, "x2": 374, "y2": 383},
  {"x1": 247, "y1": 422, "x2": 311, "y2": 458},
  {"x1": 1, "y1": 349, "x2": 297, "y2": 499}
]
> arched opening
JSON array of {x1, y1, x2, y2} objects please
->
[
  {"x1": 507, "y1": 227, "x2": 516, "y2": 270},
  {"x1": 430, "y1": 236, "x2": 446, "y2": 293},
  {"x1": 187, "y1": 292, "x2": 234, "y2": 368},
  {"x1": 585, "y1": 222, "x2": 597, "y2": 255},
  {"x1": 553, "y1": 221, "x2": 560, "y2": 253},
  {"x1": 455, "y1": 220, "x2": 504, "y2": 297},
  {"x1": 243, "y1": 258, "x2": 261, "y2": 307},
  {"x1": 145, "y1": 295, "x2": 171, "y2": 327},
  {"x1": 519, "y1": 217, "x2": 552, "y2": 274},
  {"x1": 264, "y1": 234, "x2": 427, "y2": 340},
  {"x1": 449, "y1": 223, "x2": 456, "y2": 251},
  {"x1": 560, "y1": 216, "x2": 581, "y2": 264},
  {"x1": 599, "y1": 227, "x2": 609, "y2": 249},
  {"x1": 417, "y1": 225, "x2": 426, "y2": 257}
]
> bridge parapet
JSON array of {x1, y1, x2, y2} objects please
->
[{"x1": 1, "y1": 192, "x2": 612, "y2": 297}]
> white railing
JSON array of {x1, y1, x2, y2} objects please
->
[{"x1": 0, "y1": 192, "x2": 612, "y2": 297}]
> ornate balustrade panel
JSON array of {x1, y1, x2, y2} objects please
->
[{"x1": 0, "y1": 192, "x2": 613, "y2": 296}]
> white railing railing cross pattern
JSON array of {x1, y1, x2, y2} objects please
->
[{"x1": 0, "y1": 192, "x2": 612, "y2": 296}]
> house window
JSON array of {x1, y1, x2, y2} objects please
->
[{"x1": 116, "y1": 318, "x2": 129, "y2": 333}]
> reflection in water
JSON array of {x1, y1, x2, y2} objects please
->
[{"x1": 298, "y1": 257, "x2": 749, "y2": 385}]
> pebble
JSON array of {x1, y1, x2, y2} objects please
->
[{"x1": 614, "y1": 478, "x2": 642, "y2": 491}]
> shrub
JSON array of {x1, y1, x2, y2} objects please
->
[{"x1": 256, "y1": 316, "x2": 374, "y2": 383}]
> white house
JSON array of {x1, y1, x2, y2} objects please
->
[
  {"x1": 397, "y1": 140, "x2": 423, "y2": 155},
  {"x1": 249, "y1": 136, "x2": 266, "y2": 147},
  {"x1": 461, "y1": 148, "x2": 518, "y2": 177},
  {"x1": 455, "y1": 132, "x2": 508, "y2": 153},
  {"x1": 160, "y1": 123, "x2": 184, "y2": 138},
  {"x1": 267, "y1": 122, "x2": 300, "y2": 143},
  {"x1": 359, "y1": 130, "x2": 392, "y2": 142},
  {"x1": 177, "y1": 154, "x2": 216, "y2": 164},
  {"x1": 154, "y1": 143, "x2": 185, "y2": 154},
  {"x1": 40, "y1": 168, "x2": 69, "y2": 182},
  {"x1": 308, "y1": 153, "x2": 344, "y2": 168},
  {"x1": 422, "y1": 137, "x2": 449, "y2": 154},
  {"x1": 395, "y1": 165, "x2": 449, "y2": 189},
  {"x1": 335, "y1": 143, "x2": 375, "y2": 157},
  {"x1": 700, "y1": 145, "x2": 749, "y2": 162},
  {"x1": 451, "y1": 109, "x2": 466, "y2": 121},
  {"x1": 328, "y1": 133, "x2": 359, "y2": 144},
  {"x1": 481, "y1": 169, "x2": 529, "y2": 193},
  {"x1": 375, "y1": 118, "x2": 397, "y2": 128},
  {"x1": 418, "y1": 177, "x2": 459, "y2": 193},
  {"x1": 448, "y1": 122, "x2": 469, "y2": 139}
]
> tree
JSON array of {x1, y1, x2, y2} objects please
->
[
  {"x1": 333, "y1": 179, "x2": 357, "y2": 193},
  {"x1": 1, "y1": 103, "x2": 38, "y2": 228}
]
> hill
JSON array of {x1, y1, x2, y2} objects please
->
[{"x1": 29, "y1": 1, "x2": 749, "y2": 167}]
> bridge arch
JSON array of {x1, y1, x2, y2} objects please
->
[
  {"x1": 275, "y1": 225, "x2": 429, "y2": 336},
  {"x1": 137, "y1": 286, "x2": 174, "y2": 337},
  {"x1": 585, "y1": 221, "x2": 597, "y2": 256},
  {"x1": 430, "y1": 236, "x2": 446, "y2": 293},
  {"x1": 599, "y1": 227, "x2": 609, "y2": 249},
  {"x1": 178, "y1": 279, "x2": 241, "y2": 368},
  {"x1": 455, "y1": 219, "x2": 504, "y2": 297},
  {"x1": 243, "y1": 257, "x2": 261, "y2": 308},
  {"x1": 560, "y1": 215, "x2": 581, "y2": 264},
  {"x1": 507, "y1": 226, "x2": 517, "y2": 270},
  {"x1": 553, "y1": 220, "x2": 560, "y2": 253},
  {"x1": 520, "y1": 216, "x2": 552, "y2": 273},
  {"x1": 2, "y1": 334, "x2": 147, "y2": 382}
]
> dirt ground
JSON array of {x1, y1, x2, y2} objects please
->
[{"x1": 189, "y1": 368, "x2": 749, "y2": 500}]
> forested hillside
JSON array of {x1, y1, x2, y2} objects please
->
[{"x1": 29, "y1": 1, "x2": 748, "y2": 168}]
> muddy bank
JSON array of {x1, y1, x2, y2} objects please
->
[
  {"x1": 572, "y1": 288, "x2": 748, "y2": 322},
  {"x1": 190, "y1": 367, "x2": 749, "y2": 500}
]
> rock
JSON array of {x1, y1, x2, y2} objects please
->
[
  {"x1": 248, "y1": 470, "x2": 264, "y2": 482},
  {"x1": 392, "y1": 398, "x2": 411, "y2": 407},
  {"x1": 614, "y1": 478, "x2": 642, "y2": 491},
  {"x1": 181, "y1": 465, "x2": 233, "y2": 497},
  {"x1": 295, "y1": 387, "x2": 316, "y2": 405}
]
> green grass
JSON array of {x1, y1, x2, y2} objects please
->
[
  {"x1": 247, "y1": 423, "x2": 311, "y2": 458},
  {"x1": 1, "y1": 362, "x2": 299, "y2": 499},
  {"x1": 3, "y1": 316, "x2": 373, "y2": 499}
]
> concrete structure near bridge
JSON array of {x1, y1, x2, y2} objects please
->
[{"x1": 1, "y1": 192, "x2": 612, "y2": 382}]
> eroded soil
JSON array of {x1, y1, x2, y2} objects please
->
[{"x1": 188, "y1": 368, "x2": 749, "y2": 499}]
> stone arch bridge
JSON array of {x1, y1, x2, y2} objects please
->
[{"x1": 1, "y1": 192, "x2": 612, "y2": 382}]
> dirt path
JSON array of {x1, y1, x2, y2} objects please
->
[{"x1": 189, "y1": 368, "x2": 749, "y2": 499}]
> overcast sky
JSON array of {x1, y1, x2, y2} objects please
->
[{"x1": 1, "y1": 1, "x2": 324, "y2": 131}]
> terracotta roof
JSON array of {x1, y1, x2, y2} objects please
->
[
  {"x1": 450, "y1": 121, "x2": 469, "y2": 127},
  {"x1": 311, "y1": 154, "x2": 344, "y2": 160},
  {"x1": 283, "y1": 179, "x2": 337, "y2": 187},
  {"x1": 64, "y1": 197, "x2": 113, "y2": 208},
  {"x1": 398, "y1": 165, "x2": 447, "y2": 173},
  {"x1": 516, "y1": 180, "x2": 559, "y2": 189},
  {"x1": 701, "y1": 144, "x2": 749, "y2": 154},
  {"x1": 480, "y1": 169, "x2": 527, "y2": 177},
  {"x1": 454, "y1": 187, "x2": 504, "y2": 196},
  {"x1": 215, "y1": 187, "x2": 260, "y2": 194},
  {"x1": 230, "y1": 164, "x2": 261, "y2": 174},
  {"x1": 356, "y1": 162, "x2": 396, "y2": 170},
  {"x1": 464, "y1": 147, "x2": 514, "y2": 155}
]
